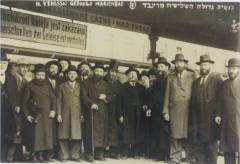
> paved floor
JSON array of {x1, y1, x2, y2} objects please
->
[{"x1": 47, "y1": 156, "x2": 225, "y2": 164}]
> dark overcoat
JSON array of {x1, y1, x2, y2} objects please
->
[
  {"x1": 57, "y1": 82, "x2": 82, "y2": 140},
  {"x1": 149, "y1": 74, "x2": 170, "y2": 150},
  {"x1": 220, "y1": 76, "x2": 240, "y2": 152},
  {"x1": 119, "y1": 82, "x2": 145, "y2": 144},
  {"x1": 189, "y1": 73, "x2": 222, "y2": 143},
  {"x1": 81, "y1": 77, "x2": 111, "y2": 147},
  {"x1": 23, "y1": 79, "x2": 56, "y2": 151},
  {"x1": 105, "y1": 76, "x2": 122, "y2": 146}
]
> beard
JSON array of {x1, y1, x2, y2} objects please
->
[
  {"x1": 229, "y1": 72, "x2": 239, "y2": 80},
  {"x1": 176, "y1": 66, "x2": 185, "y2": 73},
  {"x1": 81, "y1": 70, "x2": 89, "y2": 77},
  {"x1": 33, "y1": 79, "x2": 46, "y2": 86},
  {"x1": 200, "y1": 69, "x2": 210, "y2": 76},
  {"x1": 94, "y1": 75, "x2": 103, "y2": 81},
  {"x1": 47, "y1": 72, "x2": 57, "y2": 79}
]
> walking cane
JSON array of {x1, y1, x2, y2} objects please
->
[{"x1": 91, "y1": 109, "x2": 94, "y2": 159}]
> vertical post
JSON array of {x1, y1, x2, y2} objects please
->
[{"x1": 148, "y1": 32, "x2": 159, "y2": 67}]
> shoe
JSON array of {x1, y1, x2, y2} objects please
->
[
  {"x1": 110, "y1": 154, "x2": 121, "y2": 159},
  {"x1": 85, "y1": 154, "x2": 94, "y2": 162},
  {"x1": 181, "y1": 157, "x2": 196, "y2": 163}
]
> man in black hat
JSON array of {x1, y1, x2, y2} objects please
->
[
  {"x1": 77, "y1": 60, "x2": 91, "y2": 82},
  {"x1": 104, "y1": 59, "x2": 122, "y2": 159},
  {"x1": 45, "y1": 60, "x2": 62, "y2": 160},
  {"x1": 0, "y1": 49, "x2": 21, "y2": 162},
  {"x1": 163, "y1": 53, "x2": 196, "y2": 163},
  {"x1": 81, "y1": 61, "x2": 111, "y2": 161},
  {"x1": 57, "y1": 58, "x2": 71, "y2": 84},
  {"x1": 217, "y1": 58, "x2": 240, "y2": 164},
  {"x1": 189, "y1": 54, "x2": 222, "y2": 164},
  {"x1": 22, "y1": 64, "x2": 56, "y2": 162},
  {"x1": 118, "y1": 66, "x2": 146, "y2": 159},
  {"x1": 148, "y1": 57, "x2": 171, "y2": 161},
  {"x1": 57, "y1": 65, "x2": 82, "y2": 162}
]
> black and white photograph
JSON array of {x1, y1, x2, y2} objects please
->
[{"x1": 0, "y1": 0, "x2": 240, "y2": 163}]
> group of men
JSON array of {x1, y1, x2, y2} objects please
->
[{"x1": 1, "y1": 48, "x2": 240, "y2": 164}]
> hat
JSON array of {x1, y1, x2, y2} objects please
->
[
  {"x1": 67, "y1": 65, "x2": 78, "y2": 73},
  {"x1": 32, "y1": 64, "x2": 46, "y2": 73},
  {"x1": 58, "y1": 58, "x2": 71, "y2": 67},
  {"x1": 155, "y1": 57, "x2": 171, "y2": 68},
  {"x1": 93, "y1": 61, "x2": 106, "y2": 71},
  {"x1": 46, "y1": 60, "x2": 62, "y2": 71},
  {"x1": 1, "y1": 49, "x2": 10, "y2": 61},
  {"x1": 139, "y1": 70, "x2": 149, "y2": 79},
  {"x1": 125, "y1": 66, "x2": 139, "y2": 77},
  {"x1": 148, "y1": 68, "x2": 158, "y2": 76},
  {"x1": 107, "y1": 59, "x2": 119, "y2": 72},
  {"x1": 196, "y1": 54, "x2": 215, "y2": 65},
  {"x1": 16, "y1": 58, "x2": 30, "y2": 66},
  {"x1": 77, "y1": 60, "x2": 91, "y2": 70},
  {"x1": 171, "y1": 53, "x2": 188, "y2": 64},
  {"x1": 226, "y1": 58, "x2": 240, "y2": 67}
]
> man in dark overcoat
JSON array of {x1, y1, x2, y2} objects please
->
[
  {"x1": 45, "y1": 60, "x2": 62, "y2": 160},
  {"x1": 81, "y1": 62, "x2": 111, "y2": 161},
  {"x1": 216, "y1": 58, "x2": 240, "y2": 164},
  {"x1": 104, "y1": 59, "x2": 122, "y2": 159},
  {"x1": 118, "y1": 67, "x2": 145, "y2": 158},
  {"x1": 0, "y1": 50, "x2": 19, "y2": 162},
  {"x1": 6, "y1": 58, "x2": 30, "y2": 162},
  {"x1": 57, "y1": 65, "x2": 82, "y2": 162},
  {"x1": 189, "y1": 54, "x2": 222, "y2": 164},
  {"x1": 149, "y1": 57, "x2": 171, "y2": 161},
  {"x1": 22, "y1": 64, "x2": 56, "y2": 162}
]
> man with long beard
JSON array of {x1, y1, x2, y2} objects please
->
[
  {"x1": 163, "y1": 53, "x2": 196, "y2": 163},
  {"x1": 23, "y1": 64, "x2": 56, "y2": 162},
  {"x1": 149, "y1": 57, "x2": 171, "y2": 161},
  {"x1": 189, "y1": 54, "x2": 222, "y2": 164},
  {"x1": 45, "y1": 60, "x2": 62, "y2": 161},
  {"x1": 77, "y1": 60, "x2": 91, "y2": 82},
  {"x1": 81, "y1": 62, "x2": 111, "y2": 161},
  {"x1": 217, "y1": 58, "x2": 240, "y2": 164},
  {"x1": 104, "y1": 59, "x2": 122, "y2": 159}
]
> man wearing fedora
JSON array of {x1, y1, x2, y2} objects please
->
[
  {"x1": 163, "y1": 53, "x2": 196, "y2": 163},
  {"x1": 0, "y1": 49, "x2": 22, "y2": 162},
  {"x1": 57, "y1": 65, "x2": 82, "y2": 162},
  {"x1": 6, "y1": 58, "x2": 30, "y2": 162},
  {"x1": 149, "y1": 57, "x2": 171, "y2": 161},
  {"x1": 22, "y1": 64, "x2": 56, "y2": 162},
  {"x1": 118, "y1": 66, "x2": 146, "y2": 159},
  {"x1": 104, "y1": 59, "x2": 122, "y2": 159},
  {"x1": 217, "y1": 58, "x2": 240, "y2": 164},
  {"x1": 189, "y1": 54, "x2": 222, "y2": 164},
  {"x1": 81, "y1": 61, "x2": 111, "y2": 161},
  {"x1": 45, "y1": 60, "x2": 62, "y2": 160}
]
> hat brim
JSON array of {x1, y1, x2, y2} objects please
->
[
  {"x1": 226, "y1": 65, "x2": 240, "y2": 67},
  {"x1": 155, "y1": 62, "x2": 171, "y2": 68},
  {"x1": 32, "y1": 69, "x2": 46, "y2": 73},
  {"x1": 171, "y1": 59, "x2": 188, "y2": 64},
  {"x1": 93, "y1": 66, "x2": 106, "y2": 71},
  {"x1": 77, "y1": 63, "x2": 92, "y2": 70},
  {"x1": 196, "y1": 60, "x2": 215, "y2": 65}
]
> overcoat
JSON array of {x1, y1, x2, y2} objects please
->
[
  {"x1": 220, "y1": 76, "x2": 240, "y2": 152},
  {"x1": 189, "y1": 73, "x2": 222, "y2": 143},
  {"x1": 163, "y1": 70, "x2": 196, "y2": 139},
  {"x1": 57, "y1": 82, "x2": 82, "y2": 140},
  {"x1": 81, "y1": 77, "x2": 111, "y2": 147},
  {"x1": 105, "y1": 76, "x2": 122, "y2": 146},
  {"x1": 149, "y1": 74, "x2": 170, "y2": 150},
  {"x1": 23, "y1": 79, "x2": 56, "y2": 151},
  {"x1": 119, "y1": 82, "x2": 145, "y2": 144}
]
